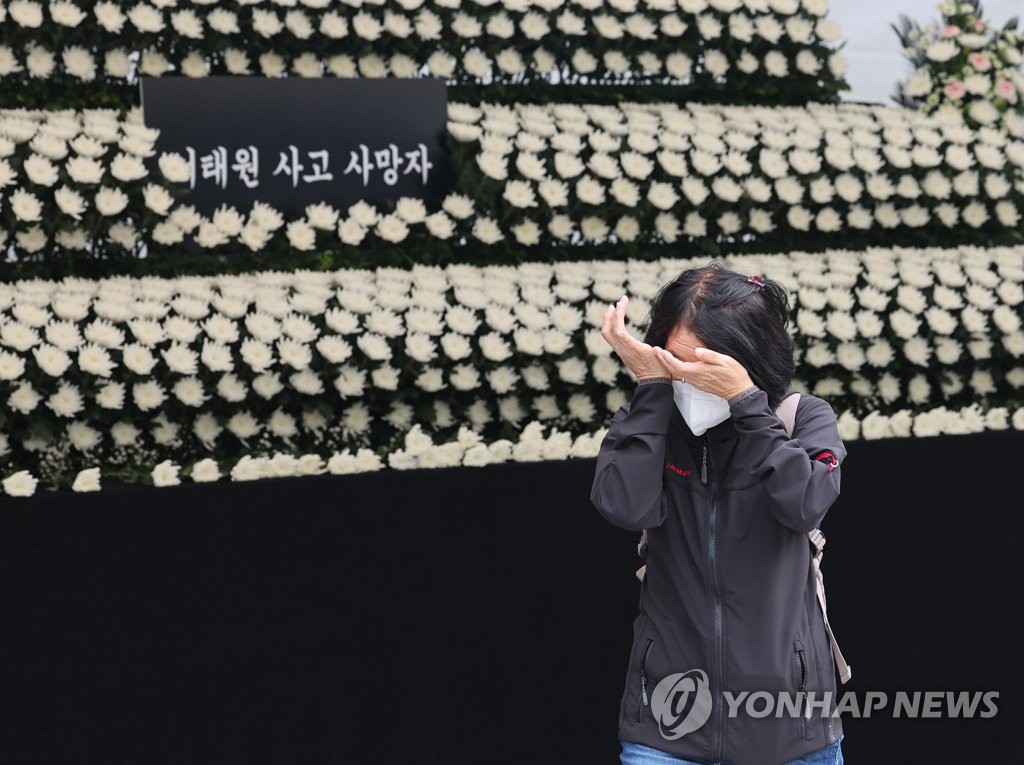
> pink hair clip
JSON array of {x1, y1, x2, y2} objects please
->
[{"x1": 747, "y1": 275, "x2": 765, "y2": 289}]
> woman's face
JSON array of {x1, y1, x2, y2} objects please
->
[{"x1": 664, "y1": 325, "x2": 703, "y2": 363}]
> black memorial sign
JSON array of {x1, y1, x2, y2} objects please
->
[{"x1": 141, "y1": 78, "x2": 451, "y2": 217}]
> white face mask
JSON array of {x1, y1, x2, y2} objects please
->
[{"x1": 671, "y1": 380, "x2": 732, "y2": 436}]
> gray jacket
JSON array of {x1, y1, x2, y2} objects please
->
[{"x1": 591, "y1": 382, "x2": 846, "y2": 765}]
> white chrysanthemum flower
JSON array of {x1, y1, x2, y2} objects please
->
[
  {"x1": 71, "y1": 467, "x2": 101, "y2": 492},
  {"x1": 2, "y1": 470, "x2": 38, "y2": 498},
  {"x1": 277, "y1": 339, "x2": 313, "y2": 370},
  {"x1": 78, "y1": 343, "x2": 116, "y2": 377},
  {"x1": 32, "y1": 343, "x2": 72, "y2": 377},
  {"x1": 189, "y1": 458, "x2": 221, "y2": 483},
  {"x1": 131, "y1": 380, "x2": 166, "y2": 411},
  {"x1": 226, "y1": 412, "x2": 261, "y2": 441},
  {"x1": 239, "y1": 339, "x2": 275, "y2": 372},
  {"x1": 150, "y1": 461, "x2": 181, "y2": 488},
  {"x1": 251, "y1": 372, "x2": 283, "y2": 400},
  {"x1": 478, "y1": 332, "x2": 513, "y2": 362},
  {"x1": 438, "y1": 332, "x2": 471, "y2": 361},
  {"x1": 46, "y1": 381, "x2": 84, "y2": 418},
  {"x1": 159, "y1": 342, "x2": 198, "y2": 375}
]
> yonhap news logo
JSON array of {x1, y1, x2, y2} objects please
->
[
  {"x1": 650, "y1": 670, "x2": 714, "y2": 740},
  {"x1": 648, "y1": 668, "x2": 999, "y2": 741}
]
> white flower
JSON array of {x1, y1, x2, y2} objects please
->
[
  {"x1": 283, "y1": 220, "x2": 315, "y2": 250},
  {"x1": 23, "y1": 153, "x2": 58, "y2": 187},
  {"x1": 764, "y1": 51, "x2": 789, "y2": 78},
  {"x1": 534, "y1": 179, "x2": 568, "y2": 209},
  {"x1": 8, "y1": 0, "x2": 43, "y2": 27},
  {"x1": 504, "y1": 180, "x2": 538, "y2": 209},
  {"x1": 33, "y1": 343, "x2": 72, "y2": 377},
  {"x1": 903, "y1": 336, "x2": 932, "y2": 366},
  {"x1": 47, "y1": 381, "x2": 84, "y2": 417},
  {"x1": 132, "y1": 381, "x2": 166, "y2": 411},
  {"x1": 187, "y1": 458, "x2": 220, "y2": 483},
  {"x1": 171, "y1": 377, "x2": 206, "y2": 407},
  {"x1": 225, "y1": 411, "x2": 260, "y2": 441},
  {"x1": 924, "y1": 40, "x2": 959, "y2": 63},
  {"x1": 160, "y1": 342, "x2": 199, "y2": 375},
  {"x1": 3, "y1": 470, "x2": 38, "y2": 497},
  {"x1": 242, "y1": 371, "x2": 279, "y2": 400},
  {"x1": 95, "y1": 381, "x2": 125, "y2": 409},
  {"x1": 373, "y1": 214, "x2": 409, "y2": 244},
  {"x1": 23, "y1": 45, "x2": 54, "y2": 78},
  {"x1": 109, "y1": 421, "x2": 139, "y2": 447},
  {"x1": 331, "y1": 216, "x2": 366, "y2": 245},
  {"x1": 509, "y1": 219, "x2": 540, "y2": 246},
  {"x1": 864, "y1": 342, "x2": 897, "y2": 368},
  {"x1": 441, "y1": 333, "x2": 473, "y2": 361},
  {"x1": 77, "y1": 343, "x2": 115, "y2": 377},
  {"x1": 153, "y1": 152, "x2": 190, "y2": 185},
  {"x1": 557, "y1": 357, "x2": 588, "y2": 385},
  {"x1": 479, "y1": 332, "x2": 513, "y2": 362},
  {"x1": 216, "y1": 374, "x2": 247, "y2": 403},
  {"x1": 70, "y1": 467, "x2": 101, "y2": 493},
  {"x1": 187, "y1": 414, "x2": 220, "y2": 449},
  {"x1": 152, "y1": 461, "x2": 181, "y2": 488},
  {"x1": 418, "y1": 211, "x2": 453, "y2": 239},
  {"x1": 92, "y1": 0, "x2": 125, "y2": 32},
  {"x1": 442, "y1": 193, "x2": 474, "y2": 220},
  {"x1": 94, "y1": 186, "x2": 129, "y2": 217},
  {"x1": 277, "y1": 339, "x2": 312, "y2": 371},
  {"x1": 229, "y1": 456, "x2": 267, "y2": 482},
  {"x1": 106, "y1": 151, "x2": 147, "y2": 184},
  {"x1": 9, "y1": 189, "x2": 42, "y2": 223},
  {"x1": 571, "y1": 48, "x2": 598, "y2": 74},
  {"x1": 196, "y1": 221, "x2": 229, "y2": 248},
  {"x1": 472, "y1": 218, "x2": 504, "y2": 244},
  {"x1": 889, "y1": 309, "x2": 921, "y2": 340},
  {"x1": 234, "y1": 339, "x2": 272, "y2": 372}
]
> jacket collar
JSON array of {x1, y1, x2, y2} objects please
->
[{"x1": 669, "y1": 403, "x2": 737, "y2": 445}]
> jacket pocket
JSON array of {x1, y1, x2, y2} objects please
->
[
  {"x1": 794, "y1": 640, "x2": 808, "y2": 740},
  {"x1": 636, "y1": 638, "x2": 654, "y2": 723}
]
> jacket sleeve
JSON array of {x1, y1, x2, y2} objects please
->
[
  {"x1": 729, "y1": 387, "x2": 846, "y2": 535},
  {"x1": 590, "y1": 382, "x2": 675, "y2": 531}
]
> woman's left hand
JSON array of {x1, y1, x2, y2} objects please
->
[{"x1": 654, "y1": 346, "x2": 755, "y2": 401}]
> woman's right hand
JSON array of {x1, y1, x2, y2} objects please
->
[{"x1": 601, "y1": 295, "x2": 671, "y2": 381}]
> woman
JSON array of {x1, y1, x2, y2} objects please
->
[{"x1": 591, "y1": 265, "x2": 847, "y2": 765}]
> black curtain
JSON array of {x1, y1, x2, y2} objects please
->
[{"x1": 1, "y1": 430, "x2": 1021, "y2": 764}]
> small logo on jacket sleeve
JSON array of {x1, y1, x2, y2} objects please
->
[{"x1": 814, "y1": 451, "x2": 839, "y2": 471}]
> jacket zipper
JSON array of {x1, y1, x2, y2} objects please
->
[
  {"x1": 704, "y1": 437, "x2": 725, "y2": 764},
  {"x1": 795, "y1": 645, "x2": 808, "y2": 740},
  {"x1": 636, "y1": 638, "x2": 653, "y2": 722}
]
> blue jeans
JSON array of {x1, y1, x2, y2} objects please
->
[{"x1": 620, "y1": 736, "x2": 844, "y2": 765}]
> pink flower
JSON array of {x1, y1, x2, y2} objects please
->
[
  {"x1": 995, "y1": 79, "x2": 1016, "y2": 98},
  {"x1": 973, "y1": 19, "x2": 986, "y2": 32},
  {"x1": 968, "y1": 52, "x2": 992, "y2": 71},
  {"x1": 939, "y1": 25, "x2": 961, "y2": 38},
  {"x1": 944, "y1": 82, "x2": 967, "y2": 100}
]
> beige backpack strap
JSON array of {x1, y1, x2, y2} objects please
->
[
  {"x1": 809, "y1": 530, "x2": 853, "y2": 683},
  {"x1": 777, "y1": 393, "x2": 853, "y2": 684},
  {"x1": 636, "y1": 529, "x2": 648, "y2": 582},
  {"x1": 775, "y1": 392, "x2": 801, "y2": 437}
]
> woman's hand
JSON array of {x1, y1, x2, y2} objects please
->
[
  {"x1": 653, "y1": 346, "x2": 755, "y2": 401},
  {"x1": 601, "y1": 296, "x2": 674, "y2": 381}
]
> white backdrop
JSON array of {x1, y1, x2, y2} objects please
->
[{"x1": 831, "y1": 0, "x2": 1020, "y2": 104}]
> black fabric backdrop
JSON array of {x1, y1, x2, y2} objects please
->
[{"x1": 0, "y1": 430, "x2": 1021, "y2": 765}]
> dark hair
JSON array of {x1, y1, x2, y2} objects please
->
[{"x1": 642, "y1": 263, "x2": 796, "y2": 409}]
